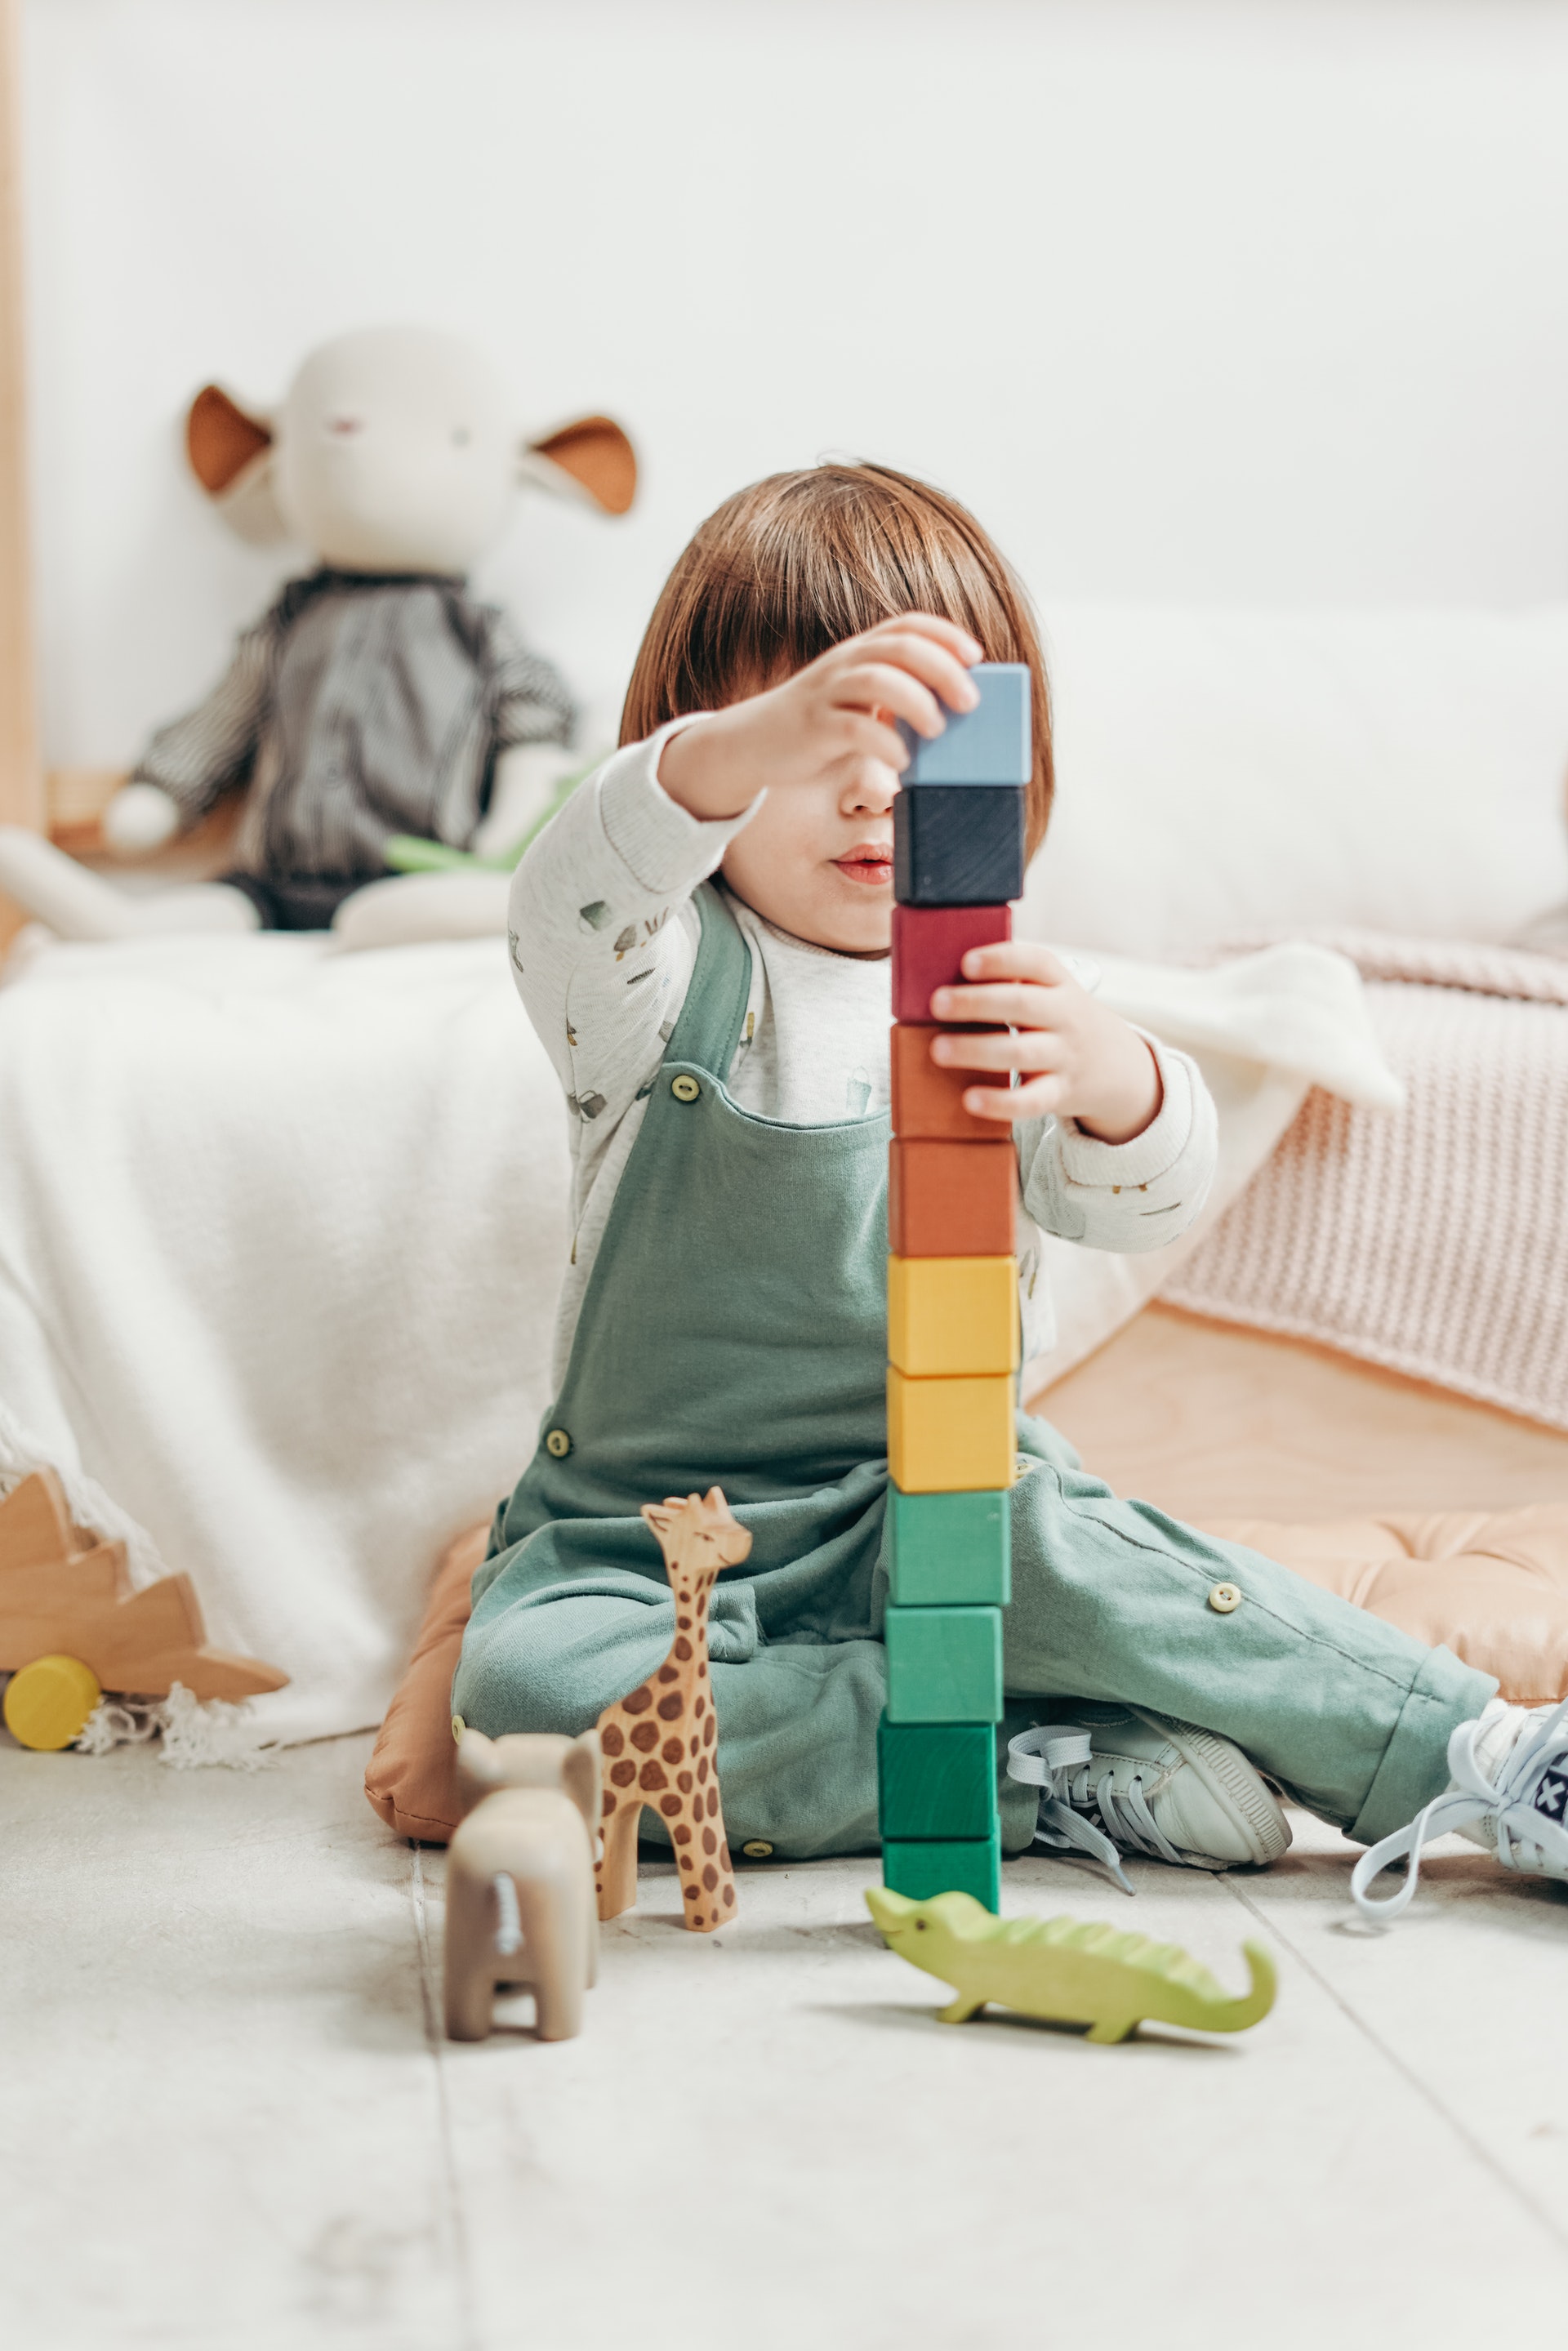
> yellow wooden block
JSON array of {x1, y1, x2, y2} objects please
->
[
  {"x1": 887, "y1": 1368, "x2": 1017, "y2": 1493},
  {"x1": 888, "y1": 1254, "x2": 1018, "y2": 1378}
]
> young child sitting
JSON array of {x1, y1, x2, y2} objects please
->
[{"x1": 454, "y1": 461, "x2": 1568, "y2": 1921}]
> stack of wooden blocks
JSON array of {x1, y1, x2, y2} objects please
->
[{"x1": 879, "y1": 664, "x2": 1030, "y2": 1914}]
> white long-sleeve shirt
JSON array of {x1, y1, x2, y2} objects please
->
[{"x1": 508, "y1": 723, "x2": 1218, "y2": 1391}]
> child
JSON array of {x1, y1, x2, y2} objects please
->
[{"x1": 455, "y1": 461, "x2": 1568, "y2": 1921}]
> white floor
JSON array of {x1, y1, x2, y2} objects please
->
[{"x1": 4, "y1": 1734, "x2": 1567, "y2": 2351}]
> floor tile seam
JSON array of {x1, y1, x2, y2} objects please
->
[
  {"x1": 1219, "y1": 1873, "x2": 1568, "y2": 2262},
  {"x1": 410, "y1": 1844, "x2": 483, "y2": 2351}
]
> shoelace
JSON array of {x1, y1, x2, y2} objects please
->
[
  {"x1": 1006, "y1": 1725, "x2": 1188, "y2": 1895},
  {"x1": 1351, "y1": 1694, "x2": 1568, "y2": 1925}
]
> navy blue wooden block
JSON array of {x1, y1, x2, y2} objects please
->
[{"x1": 894, "y1": 786, "x2": 1024, "y2": 906}]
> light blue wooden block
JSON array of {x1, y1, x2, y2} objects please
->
[{"x1": 898, "y1": 662, "x2": 1031, "y2": 786}]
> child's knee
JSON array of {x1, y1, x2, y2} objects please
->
[{"x1": 452, "y1": 1591, "x2": 670, "y2": 1739}]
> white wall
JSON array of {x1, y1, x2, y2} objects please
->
[{"x1": 20, "y1": 0, "x2": 1568, "y2": 766}]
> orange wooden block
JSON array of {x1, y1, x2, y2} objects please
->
[
  {"x1": 890, "y1": 1024, "x2": 1000, "y2": 1142},
  {"x1": 888, "y1": 1138, "x2": 1015, "y2": 1258}
]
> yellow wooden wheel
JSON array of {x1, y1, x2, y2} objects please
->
[{"x1": 3, "y1": 1654, "x2": 102, "y2": 1751}]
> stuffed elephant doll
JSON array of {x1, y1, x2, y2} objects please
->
[
  {"x1": 0, "y1": 326, "x2": 635, "y2": 948},
  {"x1": 443, "y1": 1726, "x2": 601, "y2": 2044}
]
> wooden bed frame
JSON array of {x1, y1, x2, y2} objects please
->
[
  {"x1": 4, "y1": 0, "x2": 1564, "y2": 1504},
  {"x1": 0, "y1": 0, "x2": 38, "y2": 926},
  {"x1": 0, "y1": 0, "x2": 239, "y2": 928}
]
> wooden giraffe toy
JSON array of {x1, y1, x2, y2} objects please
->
[{"x1": 595, "y1": 1486, "x2": 751, "y2": 1932}]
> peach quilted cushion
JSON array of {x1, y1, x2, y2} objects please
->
[
  {"x1": 1208, "y1": 1507, "x2": 1568, "y2": 1706},
  {"x1": 363, "y1": 1521, "x2": 488, "y2": 1842},
  {"x1": 365, "y1": 1505, "x2": 1568, "y2": 1844}
]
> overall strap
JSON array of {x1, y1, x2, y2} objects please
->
[{"x1": 662, "y1": 882, "x2": 753, "y2": 1080}]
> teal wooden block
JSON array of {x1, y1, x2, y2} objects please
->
[
  {"x1": 897, "y1": 663, "x2": 1031, "y2": 786},
  {"x1": 883, "y1": 1828, "x2": 1001, "y2": 1912},
  {"x1": 889, "y1": 1487, "x2": 1011, "y2": 1606},
  {"x1": 884, "y1": 1605, "x2": 1002, "y2": 1724},
  {"x1": 877, "y1": 1716, "x2": 999, "y2": 1841}
]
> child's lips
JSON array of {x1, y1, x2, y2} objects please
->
[{"x1": 834, "y1": 850, "x2": 893, "y2": 886}]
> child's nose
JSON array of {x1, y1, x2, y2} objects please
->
[{"x1": 844, "y1": 758, "x2": 900, "y2": 816}]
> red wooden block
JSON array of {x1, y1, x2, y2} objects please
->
[
  {"x1": 892, "y1": 904, "x2": 1012, "y2": 1024},
  {"x1": 890, "y1": 1024, "x2": 1003, "y2": 1141},
  {"x1": 888, "y1": 1138, "x2": 1016, "y2": 1258}
]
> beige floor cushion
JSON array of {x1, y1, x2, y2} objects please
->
[
  {"x1": 365, "y1": 1504, "x2": 1568, "y2": 1846},
  {"x1": 1210, "y1": 1508, "x2": 1568, "y2": 1708},
  {"x1": 363, "y1": 1522, "x2": 488, "y2": 1842}
]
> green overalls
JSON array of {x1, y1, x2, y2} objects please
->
[{"x1": 456, "y1": 887, "x2": 1493, "y2": 1858}]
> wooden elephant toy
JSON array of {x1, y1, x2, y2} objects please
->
[{"x1": 443, "y1": 1727, "x2": 601, "y2": 2044}]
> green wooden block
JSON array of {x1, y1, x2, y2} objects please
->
[
  {"x1": 884, "y1": 1604, "x2": 1002, "y2": 1724},
  {"x1": 877, "y1": 1716, "x2": 998, "y2": 1841},
  {"x1": 883, "y1": 1828, "x2": 1001, "y2": 1912},
  {"x1": 889, "y1": 1486, "x2": 1010, "y2": 1607}
]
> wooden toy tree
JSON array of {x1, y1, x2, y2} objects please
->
[
  {"x1": 879, "y1": 665, "x2": 1028, "y2": 1913},
  {"x1": 0, "y1": 1467, "x2": 287, "y2": 1750}
]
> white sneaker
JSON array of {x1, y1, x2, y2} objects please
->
[
  {"x1": 1007, "y1": 1703, "x2": 1292, "y2": 1895},
  {"x1": 1351, "y1": 1696, "x2": 1568, "y2": 1924}
]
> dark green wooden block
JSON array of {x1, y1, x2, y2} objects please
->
[
  {"x1": 883, "y1": 1828, "x2": 1001, "y2": 1912},
  {"x1": 889, "y1": 1485, "x2": 1011, "y2": 1606},
  {"x1": 884, "y1": 1603, "x2": 1003, "y2": 1724},
  {"x1": 877, "y1": 1716, "x2": 998, "y2": 1841}
]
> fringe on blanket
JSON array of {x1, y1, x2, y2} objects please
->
[{"x1": 75, "y1": 1683, "x2": 275, "y2": 1771}]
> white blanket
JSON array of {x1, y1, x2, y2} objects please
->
[
  {"x1": 0, "y1": 933, "x2": 570, "y2": 1743},
  {"x1": 0, "y1": 930, "x2": 1396, "y2": 1743}
]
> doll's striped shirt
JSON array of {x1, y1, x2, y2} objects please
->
[{"x1": 133, "y1": 568, "x2": 574, "y2": 885}]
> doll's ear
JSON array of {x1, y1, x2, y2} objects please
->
[
  {"x1": 185, "y1": 384, "x2": 289, "y2": 544},
  {"x1": 186, "y1": 384, "x2": 272, "y2": 492},
  {"x1": 519, "y1": 416, "x2": 637, "y2": 515}
]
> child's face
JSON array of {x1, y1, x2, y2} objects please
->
[{"x1": 719, "y1": 750, "x2": 895, "y2": 955}]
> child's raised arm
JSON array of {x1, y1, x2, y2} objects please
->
[
  {"x1": 506, "y1": 724, "x2": 761, "y2": 1200},
  {"x1": 657, "y1": 613, "x2": 980, "y2": 820},
  {"x1": 657, "y1": 614, "x2": 983, "y2": 958}
]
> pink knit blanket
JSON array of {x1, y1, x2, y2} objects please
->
[{"x1": 1164, "y1": 933, "x2": 1568, "y2": 1431}]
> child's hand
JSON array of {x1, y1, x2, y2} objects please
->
[
  {"x1": 657, "y1": 614, "x2": 982, "y2": 821},
  {"x1": 929, "y1": 942, "x2": 1163, "y2": 1145}
]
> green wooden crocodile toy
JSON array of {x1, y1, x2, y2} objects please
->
[{"x1": 866, "y1": 1887, "x2": 1277, "y2": 2042}]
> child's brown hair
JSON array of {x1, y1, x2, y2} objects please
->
[{"x1": 620, "y1": 462, "x2": 1054, "y2": 853}]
